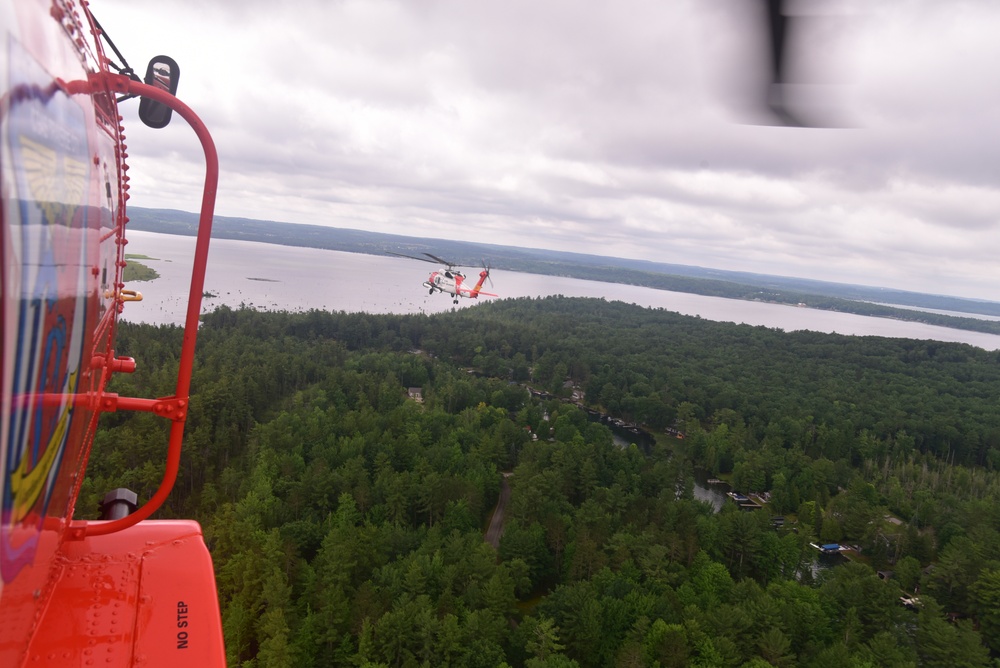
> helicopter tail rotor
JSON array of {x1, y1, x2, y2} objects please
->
[{"x1": 482, "y1": 258, "x2": 493, "y2": 288}]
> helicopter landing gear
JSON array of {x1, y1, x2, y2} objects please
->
[{"x1": 429, "y1": 287, "x2": 434, "y2": 295}]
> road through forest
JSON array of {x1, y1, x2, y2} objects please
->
[{"x1": 484, "y1": 474, "x2": 512, "y2": 548}]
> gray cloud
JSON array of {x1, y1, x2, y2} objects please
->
[{"x1": 100, "y1": 0, "x2": 1000, "y2": 300}]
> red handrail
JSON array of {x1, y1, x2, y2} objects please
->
[{"x1": 61, "y1": 73, "x2": 218, "y2": 538}]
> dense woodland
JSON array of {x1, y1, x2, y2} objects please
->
[{"x1": 79, "y1": 297, "x2": 1000, "y2": 666}]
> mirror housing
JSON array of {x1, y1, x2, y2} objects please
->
[{"x1": 138, "y1": 55, "x2": 180, "y2": 129}]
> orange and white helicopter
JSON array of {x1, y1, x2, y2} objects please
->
[
  {"x1": 389, "y1": 252, "x2": 498, "y2": 304},
  {"x1": 1, "y1": 0, "x2": 225, "y2": 665}
]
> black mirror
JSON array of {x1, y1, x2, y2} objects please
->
[{"x1": 138, "y1": 55, "x2": 180, "y2": 129}]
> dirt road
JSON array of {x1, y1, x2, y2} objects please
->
[{"x1": 484, "y1": 473, "x2": 512, "y2": 548}]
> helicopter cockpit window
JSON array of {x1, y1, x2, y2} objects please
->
[{"x1": 138, "y1": 55, "x2": 179, "y2": 129}]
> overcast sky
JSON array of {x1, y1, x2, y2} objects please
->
[{"x1": 97, "y1": 0, "x2": 1000, "y2": 300}]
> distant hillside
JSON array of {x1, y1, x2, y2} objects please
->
[{"x1": 125, "y1": 207, "x2": 1000, "y2": 334}]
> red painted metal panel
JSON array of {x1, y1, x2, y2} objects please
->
[{"x1": 23, "y1": 521, "x2": 225, "y2": 666}]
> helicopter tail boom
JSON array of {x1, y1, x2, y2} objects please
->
[{"x1": 469, "y1": 268, "x2": 496, "y2": 298}]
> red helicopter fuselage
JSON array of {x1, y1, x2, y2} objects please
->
[
  {"x1": 1, "y1": 1, "x2": 224, "y2": 665},
  {"x1": 424, "y1": 268, "x2": 496, "y2": 303}
]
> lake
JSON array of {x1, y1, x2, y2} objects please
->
[{"x1": 121, "y1": 231, "x2": 1000, "y2": 351}]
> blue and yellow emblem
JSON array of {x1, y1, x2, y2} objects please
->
[{"x1": 1, "y1": 40, "x2": 91, "y2": 583}]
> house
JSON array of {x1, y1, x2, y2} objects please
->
[{"x1": 407, "y1": 387, "x2": 423, "y2": 403}]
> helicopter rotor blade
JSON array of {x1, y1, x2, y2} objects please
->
[
  {"x1": 387, "y1": 251, "x2": 439, "y2": 264},
  {"x1": 422, "y1": 252, "x2": 453, "y2": 267}
]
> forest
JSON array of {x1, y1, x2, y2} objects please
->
[{"x1": 79, "y1": 297, "x2": 1000, "y2": 667}]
